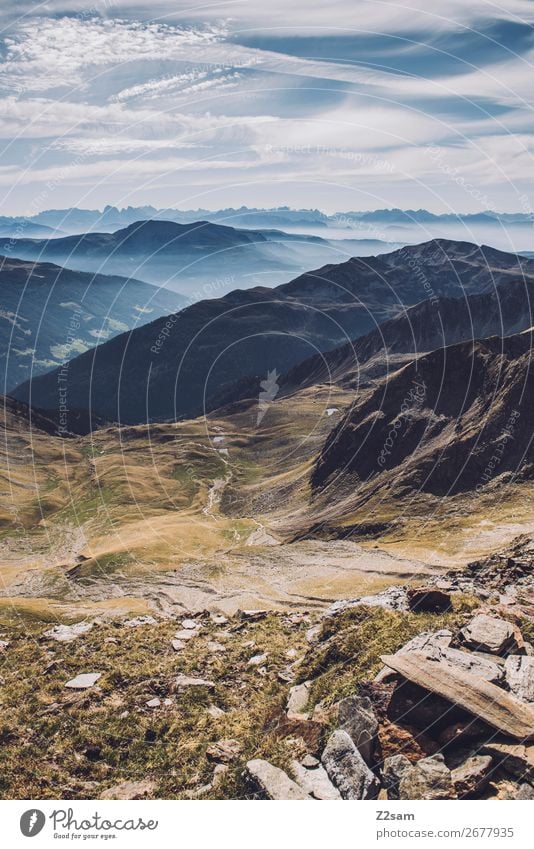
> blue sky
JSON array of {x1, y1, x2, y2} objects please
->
[{"x1": 0, "y1": 1, "x2": 533, "y2": 215}]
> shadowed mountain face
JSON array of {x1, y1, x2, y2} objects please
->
[
  {"x1": 312, "y1": 332, "x2": 534, "y2": 500},
  {"x1": 0, "y1": 256, "x2": 184, "y2": 392},
  {"x1": 11, "y1": 239, "x2": 534, "y2": 430},
  {"x1": 278, "y1": 277, "x2": 534, "y2": 394},
  {"x1": 2, "y1": 218, "x2": 388, "y2": 293}
]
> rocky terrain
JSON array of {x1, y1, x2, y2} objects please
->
[{"x1": 0, "y1": 550, "x2": 533, "y2": 800}]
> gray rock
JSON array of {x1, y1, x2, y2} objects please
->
[
  {"x1": 337, "y1": 694, "x2": 378, "y2": 763},
  {"x1": 435, "y1": 646, "x2": 504, "y2": 684},
  {"x1": 65, "y1": 672, "x2": 101, "y2": 689},
  {"x1": 244, "y1": 759, "x2": 311, "y2": 800},
  {"x1": 504, "y1": 656, "x2": 534, "y2": 702},
  {"x1": 173, "y1": 675, "x2": 216, "y2": 691},
  {"x1": 286, "y1": 681, "x2": 312, "y2": 720},
  {"x1": 181, "y1": 619, "x2": 199, "y2": 630},
  {"x1": 516, "y1": 783, "x2": 534, "y2": 799},
  {"x1": 100, "y1": 780, "x2": 155, "y2": 800},
  {"x1": 399, "y1": 754, "x2": 456, "y2": 800},
  {"x1": 44, "y1": 622, "x2": 94, "y2": 642},
  {"x1": 290, "y1": 760, "x2": 341, "y2": 800},
  {"x1": 460, "y1": 615, "x2": 522, "y2": 656},
  {"x1": 321, "y1": 730, "x2": 380, "y2": 799},
  {"x1": 146, "y1": 697, "x2": 161, "y2": 708},
  {"x1": 174, "y1": 629, "x2": 198, "y2": 641},
  {"x1": 206, "y1": 738, "x2": 242, "y2": 764},
  {"x1": 171, "y1": 639, "x2": 186, "y2": 651},
  {"x1": 238, "y1": 609, "x2": 268, "y2": 621},
  {"x1": 301, "y1": 755, "x2": 320, "y2": 768},
  {"x1": 247, "y1": 653, "x2": 267, "y2": 666},
  {"x1": 328, "y1": 586, "x2": 408, "y2": 615},
  {"x1": 382, "y1": 755, "x2": 413, "y2": 800},
  {"x1": 451, "y1": 755, "x2": 493, "y2": 796},
  {"x1": 480, "y1": 742, "x2": 534, "y2": 783},
  {"x1": 306, "y1": 625, "x2": 322, "y2": 644},
  {"x1": 124, "y1": 616, "x2": 158, "y2": 628}
]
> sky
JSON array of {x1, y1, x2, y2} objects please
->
[{"x1": 0, "y1": 1, "x2": 534, "y2": 216}]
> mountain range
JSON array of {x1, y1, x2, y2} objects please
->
[
  {"x1": 12, "y1": 239, "x2": 534, "y2": 429},
  {"x1": 0, "y1": 256, "x2": 184, "y2": 392},
  {"x1": 2, "y1": 218, "x2": 396, "y2": 292}
]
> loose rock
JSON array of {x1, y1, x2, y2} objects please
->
[
  {"x1": 244, "y1": 759, "x2": 310, "y2": 800},
  {"x1": 173, "y1": 675, "x2": 216, "y2": 692},
  {"x1": 286, "y1": 681, "x2": 312, "y2": 720},
  {"x1": 382, "y1": 754, "x2": 413, "y2": 800},
  {"x1": 44, "y1": 622, "x2": 94, "y2": 643},
  {"x1": 65, "y1": 672, "x2": 101, "y2": 690},
  {"x1": 290, "y1": 759, "x2": 341, "y2": 800},
  {"x1": 321, "y1": 730, "x2": 380, "y2": 800},
  {"x1": 504, "y1": 656, "x2": 534, "y2": 702},
  {"x1": 460, "y1": 615, "x2": 524, "y2": 656},
  {"x1": 206, "y1": 739, "x2": 242, "y2": 764},
  {"x1": 451, "y1": 755, "x2": 493, "y2": 796},
  {"x1": 337, "y1": 694, "x2": 378, "y2": 764},
  {"x1": 399, "y1": 754, "x2": 456, "y2": 800}
]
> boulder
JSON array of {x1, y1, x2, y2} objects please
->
[
  {"x1": 206, "y1": 739, "x2": 242, "y2": 764},
  {"x1": 337, "y1": 694, "x2": 378, "y2": 763},
  {"x1": 64, "y1": 672, "x2": 101, "y2": 689},
  {"x1": 451, "y1": 755, "x2": 493, "y2": 797},
  {"x1": 407, "y1": 587, "x2": 452, "y2": 613},
  {"x1": 460, "y1": 615, "x2": 524, "y2": 656},
  {"x1": 290, "y1": 760, "x2": 341, "y2": 800},
  {"x1": 286, "y1": 681, "x2": 312, "y2": 720},
  {"x1": 244, "y1": 759, "x2": 311, "y2": 800},
  {"x1": 171, "y1": 639, "x2": 186, "y2": 651},
  {"x1": 381, "y1": 651, "x2": 534, "y2": 739},
  {"x1": 146, "y1": 697, "x2": 161, "y2": 708},
  {"x1": 321, "y1": 730, "x2": 380, "y2": 800},
  {"x1": 382, "y1": 754, "x2": 413, "y2": 800},
  {"x1": 398, "y1": 754, "x2": 457, "y2": 800},
  {"x1": 504, "y1": 656, "x2": 534, "y2": 702}
]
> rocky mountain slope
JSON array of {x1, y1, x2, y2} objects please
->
[
  {"x1": 0, "y1": 256, "x2": 184, "y2": 391},
  {"x1": 12, "y1": 239, "x2": 534, "y2": 429}
]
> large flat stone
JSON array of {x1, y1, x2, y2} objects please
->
[{"x1": 381, "y1": 651, "x2": 534, "y2": 740}]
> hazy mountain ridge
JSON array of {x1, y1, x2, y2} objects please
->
[
  {"x1": 11, "y1": 239, "x2": 534, "y2": 427},
  {"x1": 0, "y1": 256, "x2": 184, "y2": 391}
]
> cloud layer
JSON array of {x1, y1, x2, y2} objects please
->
[{"x1": 0, "y1": 1, "x2": 533, "y2": 214}]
